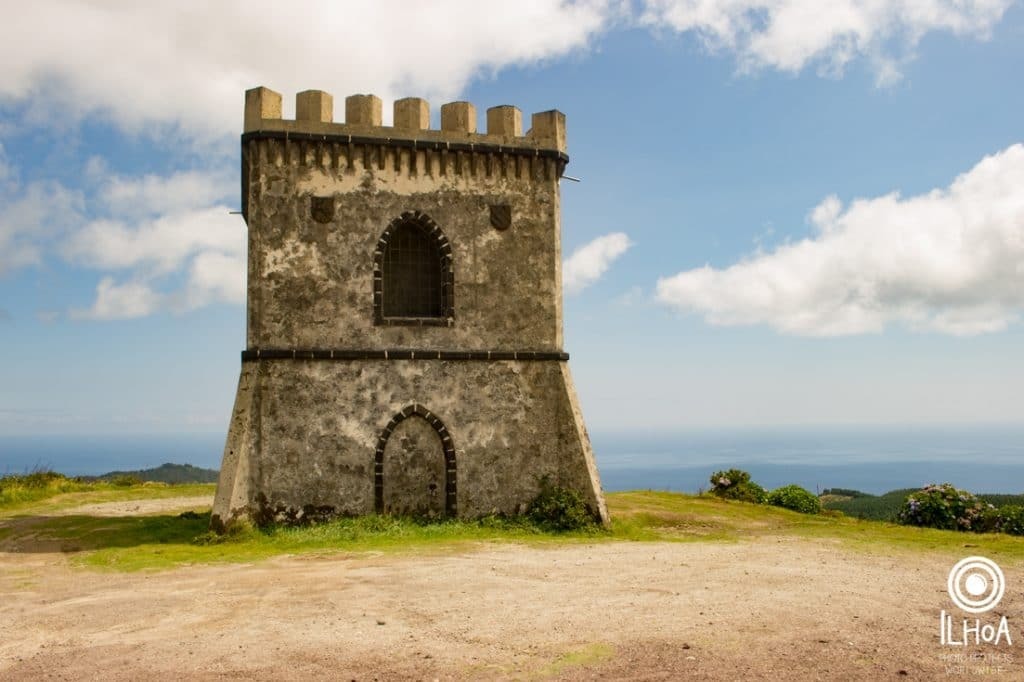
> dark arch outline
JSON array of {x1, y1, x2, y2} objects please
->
[
  {"x1": 372, "y1": 210, "x2": 454, "y2": 326},
  {"x1": 374, "y1": 403, "x2": 456, "y2": 516}
]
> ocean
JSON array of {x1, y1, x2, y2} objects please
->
[
  {"x1": 1, "y1": 425, "x2": 1022, "y2": 495},
  {"x1": 592, "y1": 425, "x2": 1024, "y2": 495}
]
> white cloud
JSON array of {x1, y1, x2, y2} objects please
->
[
  {"x1": 0, "y1": 1, "x2": 614, "y2": 140},
  {"x1": 0, "y1": 178, "x2": 84, "y2": 274},
  {"x1": 656, "y1": 143, "x2": 1024, "y2": 336},
  {"x1": 640, "y1": 0, "x2": 1012, "y2": 84},
  {"x1": 71, "y1": 277, "x2": 163, "y2": 320},
  {"x1": 66, "y1": 205, "x2": 242, "y2": 274},
  {"x1": 99, "y1": 169, "x2": 235, "y2": 220},
  {"x1": 0, "y1": 156, "x2": 243, "y2": 318},
  {"x1": 0, "y1": 142, "x2": 88, "y2": 275},
  {"x1": 65, "y1": 204, "x2": 246, "y2": 318},
  {"x1": 185, "y1": 250, "x2": 247, "y2": 308},
  {"x1": 62, "y1": 169, "x2": 245, "y2": 318},
  {"x1": 564, "y1": 232, "x2": 632, "y2": 295}
]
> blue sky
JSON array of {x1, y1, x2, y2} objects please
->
[{"x1": 1, "y1": 1, "x2": 1022, "y2": 436}]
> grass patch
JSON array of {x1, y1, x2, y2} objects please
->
[
  {"x1": 76, "y1": 512, "x2": 605, "y2": 571},
  {"x1": 35, "y1": 512, "x2": 212, "y2": 553},
  {"x1": 4, "y1": 486, "x2": 1024, "y2": 572},
  {"x1": 537, "y1": 643, "x2": 615, "y2": 677},
  {"x1": 0, "y1": 469, "x2": 215, "y2": 515},
  {"x1": 1, "y1": 484, "x2": 216, "y2": 521},
  {"x1": 607, "y1": 491, "x2": 1024, "y2": 561}
]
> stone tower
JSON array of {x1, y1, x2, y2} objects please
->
[{"x1": 211, "y1": 86, "x2": 607, "y2": 529}]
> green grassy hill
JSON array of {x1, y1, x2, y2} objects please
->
[
  {"x1": 91, "y1": 463, "x2": 219, "y2": 484},
  {"x1": 821, "y1": 487, "x2": 1024, "y2": 521},
  {"x1": 820, "y1": 488, "x2": 918, "y2": 520}
]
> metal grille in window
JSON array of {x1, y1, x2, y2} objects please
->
[{"x1": 382, "y1": 222, "x2": 443, "y2": 318}]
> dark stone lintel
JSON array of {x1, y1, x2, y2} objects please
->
[{"x1": 241, "y1": 348, "x2": 569, "y2": 362}]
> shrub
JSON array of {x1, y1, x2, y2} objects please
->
[
  {"x1": 709, "y1": 468, "x2": 767, "y2": 504},
  {"x1": 193, "y1": 517, "x2": 259, "y2": 545},
  {"x1": 110, "y1": 474, "x2": 142, "y2": 487},
  {"x1": 896, "y1": 483, "x2": 991, "y2": 532},
  {"x1": 767, "y1": 484, "x2": 821, "y2": 514},
  {"x1": 980, "y1": 505, "x2": 1024, "y2": 536},
  {"x1": 527, "y1": 477, "x2": 596, "y2": 532},
  {"x1": 997, "y1": 506, "x2": 1024, "y2": 536}
]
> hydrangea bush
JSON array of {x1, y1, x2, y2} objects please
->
[
  {"x1": 767, "y1": 484, "x2": 821, "y2": 514},
  {"x1": 981, "y1": 505, "x2": 1024, "y2": 536},
  {"x1": 709, "y1": 469, "x2": 767, "y2": 504},
  {"x1": 896, "y1": 483, "x2": 991, "y2": 531}
]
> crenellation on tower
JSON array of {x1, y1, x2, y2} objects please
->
[
  {"x1": 486, "y1": 105, "x2": 523, "y2": 138},
  {"x1": 344, "y1": 93, "x2": 383, "y2": 127},
  {"x1": 244, "y1": 86, "x2": 282, "y2": 131},
  {"x1": 296, "y1": 90, "x2": 333, "y2": 123},
  {"x1": 440, "y1": 101, "x2": 477, "y2": 133},
  {"x1": 241, "y1": 87, "x2": 567, "y2": 155},
  {"x1": 527, "y1": 110, "x2": 567, "y2": 151},
  {"x1": 393, "y1": 97, "x2": 429, "y2": 131}
]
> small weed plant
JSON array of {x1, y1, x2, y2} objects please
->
[{"x1": 527, "y1": 477, "x2": 597, "y2": 532}]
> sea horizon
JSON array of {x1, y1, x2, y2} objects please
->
[{"x1": 1, "y1": 423, "x2": 1022, "y2": 495}]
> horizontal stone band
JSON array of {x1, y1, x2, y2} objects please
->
[
  {"x1": 242, "y1": 130, "x2": 569, "y2": 164},
  {"x1": 242, "y1": 349, "x2": 569, "y2": 362}
]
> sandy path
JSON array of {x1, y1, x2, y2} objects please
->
[
  {"x1": 47, "y1": 496, "x2": 216, "y2": 517},
  {"x1": 1, "y1": 499, "x2": 1021, "y2": 680}
]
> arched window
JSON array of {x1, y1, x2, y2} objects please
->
[{"x1": 373, "y1": 211, "x2": 453, "y2": 325}]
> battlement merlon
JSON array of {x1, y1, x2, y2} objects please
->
[{"x1": 243, "y1": 86, "x2": 567, "y2": 157}]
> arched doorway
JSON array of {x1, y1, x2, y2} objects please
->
[{"x1": 374, "y1": 404, "x2": 456, "y2": 517}]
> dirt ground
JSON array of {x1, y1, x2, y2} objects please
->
[{"x1": 1, "y1": 496, "x2": 1021, "y2": 681}]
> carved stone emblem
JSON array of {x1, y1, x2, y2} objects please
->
[
  {"x1": 311, "y1": 196, "x2": 335, "y2": 223},
  {"x1": 490, "y1": 204, "x2": 512, "y2": 230}
]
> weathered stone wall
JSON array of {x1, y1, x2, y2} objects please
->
[
  {"x1": 212, "y1": 358, "x2": 605, "y2": 528},
  {"x1": 244, "y1": 138, "x2": 564, "y2": 351},
  {"x1": 212, "y1": 88, "x2": 607, "y2": 529}
]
